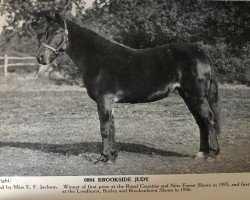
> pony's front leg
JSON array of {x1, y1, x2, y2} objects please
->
[{"x1": 96, "y1": 97, "x2": 117, "y2": 164}]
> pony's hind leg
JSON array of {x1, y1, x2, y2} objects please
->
[
  {"x1": 110, "y1": 108, "x2": 118, "y2": 161},
  {"x1": 178, "y1": 90, "x2": 220, "y2": 159},
  {"x1": 96, "y1": 96, "x2": 117, "y2": 163}
]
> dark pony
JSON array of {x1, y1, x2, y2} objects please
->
[{"x1": 37, "y1": 14, "x2": 220, "y2": 163}]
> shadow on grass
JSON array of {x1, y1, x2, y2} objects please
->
[{"x1": 0, "y1": 141, "x2": 190, "y2": 158}]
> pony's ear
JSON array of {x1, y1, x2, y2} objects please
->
[
  {"x1": 55, "y1": 13, "x2": 64, "y2": 28},
  {"x1": 45, "y1": 11, "x2": 56, "y2": 22},
  {"x1": 45, "y1": 14, "x2": 54, "y2": 22}
]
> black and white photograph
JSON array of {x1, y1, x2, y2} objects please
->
[{"x1": 0, "y1": 0, "x2": 249, "y2": 178}]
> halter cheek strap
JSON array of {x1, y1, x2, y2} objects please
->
[{"x1": 41, "y1": 20, "x2": 68, "y2": 55}]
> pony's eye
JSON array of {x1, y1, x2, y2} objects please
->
[{"x1": 40, "y1": 31, "x2": 48, "y2": 41}]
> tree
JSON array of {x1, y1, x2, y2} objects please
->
[
  {"x1": 84, "y1": 0, "x2": 249, "y2": 83},
  {"x1": 0, "y1": 0, "x2": 88, "y2": 37}
]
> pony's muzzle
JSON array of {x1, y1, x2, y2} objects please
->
[{"x1": 36, "y1": 54, "x2": 46, "y2": 65}]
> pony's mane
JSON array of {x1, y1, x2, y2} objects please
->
[{"x1": 66, "y1": 20, "x2": 131, "y2": 50}]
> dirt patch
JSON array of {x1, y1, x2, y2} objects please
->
[{"x1": 0, "y1": 78, "x2": 249, "y2": 175}]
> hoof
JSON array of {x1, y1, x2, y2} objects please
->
[
  {"x1": 94, "y1": 154, "x2": 110, "y2": 164},
  {"x1": 206, "y1": 149, "x2": 219, "y2": 162},
  {"x1": 94, "y1": 151, "x2": 118, "y2": 164},
  {"x1": 110, "y1": 150, "x2": 118, "y2": 163},
  {"x1": 209, "y1": 148, "x2": 219, "y2": 157},
  {"x1": 194, "y1": 152, "x2": 207, "y2": 160}
]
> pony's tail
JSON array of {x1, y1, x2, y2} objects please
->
[{"x1": 208, "y1": 69, "x2": 220, "y2": 135}]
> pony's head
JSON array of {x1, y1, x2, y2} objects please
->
[{"x1": 36, "y1": 13, "x2": 68, "y2": 65}]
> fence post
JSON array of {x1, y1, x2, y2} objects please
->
[{"x1": 4, "y1": 54, "x2": 8, "y2": 77}]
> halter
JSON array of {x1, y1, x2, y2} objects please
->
[{"x1": 41, "y1": 20, "x2": 69, "y2": 54}]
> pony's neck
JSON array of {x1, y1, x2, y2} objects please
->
[{"x1": 65, "y1": 20, "x2": 112, "y2": 67}]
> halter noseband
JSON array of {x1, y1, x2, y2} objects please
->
[{"x1": 41, "y1": 20, "x2": 69, "y2": 54}]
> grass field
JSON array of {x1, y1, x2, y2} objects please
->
[{"x1": 0, "y1": 75, "x2": 249, "y2": 176}]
